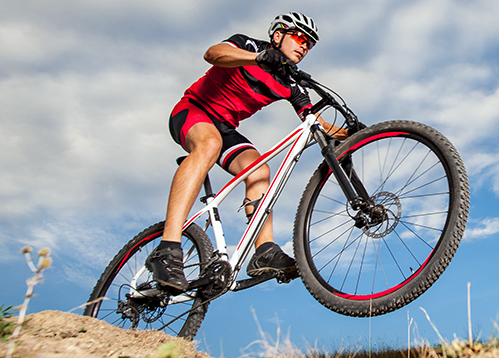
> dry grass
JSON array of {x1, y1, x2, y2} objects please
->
[
  {"x1": 238, "y1": 301, "x2": 499, "y2": 358},
  {"x1": 238, "y1": 333, "x2": 499, "y2": 358}
]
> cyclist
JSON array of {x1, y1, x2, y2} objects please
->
[{"x1": 146, "y1": 12, "x2": 350, "y2": 294}]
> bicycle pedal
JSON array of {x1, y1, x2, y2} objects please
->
[
  {"x1": 277, "y1": 276, "x2": 291, "y2": 284},
  {"x1": 276, "y1": 271, "x2": 298, "y2": 284}
]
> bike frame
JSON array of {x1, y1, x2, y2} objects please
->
[
  {"x1": 182, "y1": 112, "x2": 318, "y2": 289},
  {"x1": 128, "y1": 110, "x2": 355, "y2": 302},
  {"x1": 128, "y1": 71, "x2": 365, "y2": 301}
]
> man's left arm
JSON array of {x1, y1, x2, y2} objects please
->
[{"x1": 316, "y1": 115, "x2": 349, "y2": 140}]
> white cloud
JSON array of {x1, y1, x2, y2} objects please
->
[
  {"x1": 2, "y1": 0, "x2": 499, "y2": 287},
  {"x1": 464, "y1": 217, "x2": 499, "y2": 241}
]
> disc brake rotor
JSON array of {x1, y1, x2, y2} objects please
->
[{"x1": 363, "y1": 191, "x2": 402, "y2": 238}]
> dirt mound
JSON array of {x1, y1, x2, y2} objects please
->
[{"x1": 0, "y1": 310, "x2": 210, "y2": 358}]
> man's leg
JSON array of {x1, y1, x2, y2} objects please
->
[
  {"x1": 146, "y1": 122, "x2": 222, "y2": 292},
  {"x1": 162, "y1": 122, "x2": 223, "y2": 243},
  {"x1": 228, "y1": 149, "x2": 297, "y2": 277},
  {"x1": 227, "y1": 149, "x2": 273, "y2": 248}
]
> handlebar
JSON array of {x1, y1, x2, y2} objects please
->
[{"x1": 286, "y1": 64, "x2": 359, "y2": 129}]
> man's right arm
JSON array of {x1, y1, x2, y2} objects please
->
[{"x1": 204, "y1": 43, "x2": 258, "y2": 68}]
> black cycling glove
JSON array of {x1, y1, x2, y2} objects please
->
[{"x1": 255, "y1": 49, "x2": 295, "y2": 78}]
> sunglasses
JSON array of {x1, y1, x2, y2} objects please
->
[{"x1": 287, "y1": 31, "x2": 315, "y2": 50}]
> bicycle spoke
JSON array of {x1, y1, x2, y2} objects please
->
[
  {"x1": 381, "y1": 237, "x2": 406, "y2": 280},
  {"x1": 320, "y1": 193, "x2": 347, "y2": 206},
  {"x1": 400, "y1": 220, "x2": 444, "y2": 232},
  {"x1": 400, "y1": 192, "x2": 449, "y2": 199},
  {"x1": 310, "y1": 218, "x2": 353, "y2": 246},
  {"x1": 324, "y1": 226, "x2": 357, "y2": 281},
  {"x1": 354, "y1": 234, "x2": 370, "y2": 295},
  {"x1": 371, "y1": 239, "x2": 389, "y2": 291},
  {"x1": 399, "y1": 175, "x2": 448, "y2": 198},
  {"x1": 310, "y1": 208, "x2": 350, "y2": 227},
  {"x1": 377, "y1": 138, "x2": 418, "y2": 195},
  {"x1": 340, "y1": 231, "x2": 365, "y2": 291},
  {"x1": 402, "y1": 211, "x2": 448, "y2": 219}
]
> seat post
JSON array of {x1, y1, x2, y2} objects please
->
[{"x1": 203, "y1": 174, "x2": 214, "y2": 198}]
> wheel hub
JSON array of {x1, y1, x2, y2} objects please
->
[{"x1": 361, "y1": 191, "x2": 402, "y2": 238}]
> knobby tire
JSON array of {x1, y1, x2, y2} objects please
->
[
  {"x1": 294, "y1": 120, "x2": 470, "y2": 317},
  {"x1": 83, "y1": 222, "x2": 213, "y2": 339}
]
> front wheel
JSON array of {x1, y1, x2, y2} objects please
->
[
  {"x1": 294, "y1": 120, "x2": 469, "y2": 317},
  {"x1": 83, "y1": 222, "x2": 213, "y2": 339}
]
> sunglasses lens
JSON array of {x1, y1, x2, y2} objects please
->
[{"x1": 289, "y1": 32, "x2": 315, "y2": 50}]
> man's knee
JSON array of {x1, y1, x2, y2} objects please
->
[
  {"x1": 198, "y1": 137, "x2": 223, "y2": 156},
  {"x1": 185, "y1": 124, "x2": 223, "y2": 160},
  {"x1": 188, "y1": 141, "x2": 220, "y2": 165},
  {"x1": 247, "y1": 163, "x2": 271, "y2": 185}
]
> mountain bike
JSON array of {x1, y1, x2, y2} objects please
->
[{"x1": 83, "y1": 67, "x2": 470, "y2": 339}]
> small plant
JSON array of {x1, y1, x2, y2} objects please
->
[
  {"x1": 0, "y1": 305, "x2": 16, "y2": 342},
  {"x1": 5, "y1": 246, "x2": 52, "y2": 358},
  {"x1": 152, "y1": 341, "x2": 182, "y2": 358}
]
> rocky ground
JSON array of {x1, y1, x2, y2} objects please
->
[
  {"x1": 0, "y1": 310, "x2": 210, "y2": 358},
  {"x1": 2, "y1": 310, "x2": 498, "y2": 358}
]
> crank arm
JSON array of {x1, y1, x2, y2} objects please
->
[
  {"x1": 232, "y1": 270, "x2": 298, "y2": 292},
  {"x1": 186, "y1": 276, "x2": 212, "y2": 291},
  {"x1": 232, "y1": 272, "x2": 279, "y2": 291}
]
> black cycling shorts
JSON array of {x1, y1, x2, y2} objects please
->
[{"x1": 169, "y1": 97, "x2": 257, "y2": 171}]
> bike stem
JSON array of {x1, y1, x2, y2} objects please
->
[{"x1": 310, "y1": 123, "x2": 364, "y2": 211}]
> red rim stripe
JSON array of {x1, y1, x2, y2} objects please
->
[{"x1": 116, "y1": 231, "x2": 163, "y2": 272}]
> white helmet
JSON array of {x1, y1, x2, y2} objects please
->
[{"x1": 268, "y1": 12, "x2": 319, "y2": 44}]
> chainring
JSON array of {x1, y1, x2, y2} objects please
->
[{"x1": 200, "y1": 260, "x2": 232, "y2": 299}]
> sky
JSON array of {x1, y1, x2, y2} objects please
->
[{"x1": 1, "y1": 0, "x2": 499, "y2": 356}]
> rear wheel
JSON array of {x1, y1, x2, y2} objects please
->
[
  {"x1": 294, "y1": 120, "x2": 469, "y2": 316},
  {"x1": 83, "y1": 222, "x2": 213, "y2": 339}
]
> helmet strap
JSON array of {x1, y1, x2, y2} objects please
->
[
  {"x1": 272, "y1": 30, "x2": 286, "y2": 50},
  {"x1": 277, "y1": 33, "x2": 286, "y2": 49}
]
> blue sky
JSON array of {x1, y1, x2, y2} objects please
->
[{"x1": 1, "y1": 0, "x2": 499, "y2": 356}]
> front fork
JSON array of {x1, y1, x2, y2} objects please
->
[{"x1": 310, "y1": 124, "x2": 370, "y2": 211}]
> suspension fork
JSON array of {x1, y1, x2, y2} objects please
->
[
  {"x1": 310, "y1": 124, "x2": 369, "y2": 210},
  {"x1": 340, "y1": 152, "x2": 371, "y2": 202}
]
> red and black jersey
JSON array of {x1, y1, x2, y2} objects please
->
[{"x1": 183, "y1": 34, "x2": 312, "y2": 128}]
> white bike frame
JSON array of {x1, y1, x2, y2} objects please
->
[
  {"x1": 181, "y1": 112, "x2": 319, "y2": 289},
  {"x1": 128, "y1": 112, "x2": 323, "y2": 301}
]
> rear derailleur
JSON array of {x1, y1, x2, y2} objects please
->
[{"x1": 117, "y1": 282, "x2": 168, "y2": 327}]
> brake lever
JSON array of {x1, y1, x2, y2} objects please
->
[{"x1": 345, "y1": 111, "x2": 359, "y2": 128}]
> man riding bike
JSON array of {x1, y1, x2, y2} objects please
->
[{"x1": 146, "y1": 12, "x2": 350, "y2": 294}]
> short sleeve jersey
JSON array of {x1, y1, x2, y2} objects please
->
[{"x1": 183, "y1": 34, "x2": 312, "y2": 128}]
